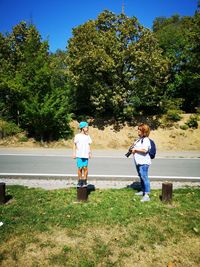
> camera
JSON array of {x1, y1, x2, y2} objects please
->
[{"x1": 125, "y1": 145, "x2": 134, "y2": 158}]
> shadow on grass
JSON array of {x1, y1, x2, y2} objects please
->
[
  {"x1": 87, "y1": 184, "x2": 96, "y2": 196},
  {"x1": 0, "y1": 194, "x2": 13, "y2": 205},
  {"x1": 126, "y1": 181, "x2": 141, "y2": 191}
]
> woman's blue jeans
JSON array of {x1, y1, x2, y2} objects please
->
[{"x1": 136, "y1": 164, "x2": 150, "y2": 194}]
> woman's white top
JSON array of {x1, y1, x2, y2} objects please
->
[{"x1": 133, "y1": 137, "x2": 151, "y2": 165}]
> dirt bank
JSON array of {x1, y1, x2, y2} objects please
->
[{"x1": 0, "y1": 114, "x2": 200, "y2": 151}]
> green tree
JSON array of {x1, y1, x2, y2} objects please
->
[
  {"x1": 0, "y1": 32, "x2": 15, "y2": 120},
  {"x1": 0, "y1": 22, "x2": 49, "y2": 123},
  {"x1": 153, "y1": 12, "x2": 200, "y2": 112},
  {"x1": 66, "y1": 10, "x2": 169, "y2": 118},
  {"x1": 0, "y1": 22, "x2": 72, "y2": 141},
  {"x1": 183, "y1": 10, "x2": 200, "y2": 111}
]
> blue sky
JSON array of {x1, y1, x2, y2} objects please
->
[{"x1": 0, "y1": 0, "x2": 198, "y2": 52}]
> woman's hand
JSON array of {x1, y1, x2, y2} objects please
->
[{"x1": 131, "y1": 148, "x2": 136, "y2": 154}]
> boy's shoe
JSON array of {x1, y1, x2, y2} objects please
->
[
  {"x1": 77, "y1": 180, "x2": 83, "y2": 187},
  {"x1": 141, "y1": 195, "x2": 150, "y2": 202},
  {"x1": 135, "y1": 191, "x2": 144, "y2": 196},
  {"x1": 82, "y1": 180, "x2": 87, "y2": 187}
]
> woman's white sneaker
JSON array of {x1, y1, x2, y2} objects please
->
[{"x1": 141, "y1": 195, "x2": 150, "y2": 202}]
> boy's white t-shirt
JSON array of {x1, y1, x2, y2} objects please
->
[
  {"x1": 74, "y1": 133, "x2": 92, "y2": 158},
  {"x1": 133, "y1": 137, "x2": 151, "y2": 165}
]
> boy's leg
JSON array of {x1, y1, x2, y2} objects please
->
[
  {"x1": 77, "y1": 168, "x2": 83, "y2": 187},
  {"x1": 82, "y1": 159, "x2": 89, "y2": 186},
  {"x1": 78, "y1": 168, "x2": 83, "y2": 179},
  {"x1": 81, "y1": 167, "x2": 87, "y2": 186},
  {"x1": 76, "y1": 158, "x2": 84, "y2": 186},
  {"x1": 76, "y1": 158, "x2": 89, "y2": 187},
  {"x1": 83, "y1": 166, "x2": 88, "y2": 179}
]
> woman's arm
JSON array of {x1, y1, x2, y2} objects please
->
[
  {"x1": 132, "y1": 137, "x2": 149, "y2": 154},
  {"x1": 131, "y1": 148, "x2": 148, "y2": 154}
]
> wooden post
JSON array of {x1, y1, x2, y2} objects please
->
[
  {"x1": 0, "y1": 182, "x2": 6, "y2": 204},
  {"x1": 162, "y1": 183, "x2": 173, "y2": 203},
  {"x1": 77, "y1": 187, "x2": 88, "y2": 202}
]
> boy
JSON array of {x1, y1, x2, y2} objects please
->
[{"x1": 73, "y1": 121, "x2": 92, "y2": 187}]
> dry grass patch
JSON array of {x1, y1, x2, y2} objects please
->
[
  {"x1": 1, "y1": 226, "x2": 199, "y2": 267},
  {"x1": 0, "y1": 186, "x2": 199, "y2": 266},
  {"x1": 1, "y1": 114, "x2": 200, "y2": 151}
]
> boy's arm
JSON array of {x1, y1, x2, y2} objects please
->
[
  {"x1": 72, "y1": 143, "x2": 77, "y2": 158},
  {"x1": 88, "y1": 136, "x2": 92, "y2": 158},
  {"x1": 89, "y1": 144, "x2": 92, "y2": 159}
]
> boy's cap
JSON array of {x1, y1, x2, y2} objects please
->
[{"x1": 79, "y1": 121, "x2": 88, "y2": 129}]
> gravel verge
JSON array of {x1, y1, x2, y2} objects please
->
[{"x1": 1, "y1": 178, "x2": 200, "y2": 190}]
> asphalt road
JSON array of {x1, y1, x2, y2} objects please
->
[{"x1": 0, "y1": 149, "x2": 200, "y2": 180}]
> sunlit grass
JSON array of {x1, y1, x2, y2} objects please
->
[{"x1": 0, "y1": 185, "x2": 199, "y2": 266}]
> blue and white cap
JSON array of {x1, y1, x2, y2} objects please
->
[{"x1": 79, "y1": 121, "x2": 88, "y2": 129}]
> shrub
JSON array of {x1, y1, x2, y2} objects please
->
[
  {"x1": 18, "y1": 135, "x2": 29, "y2": 142},
  {"x1": 180, "y1": 124, "x2": 189, "y2": 130},
  {"x1": 159, "y1": 110, "x2": 182, "y2": 128},
  {"x1": 195, "y1": 107, "x2": 200, "y2": 114},
  {"x1": 166, "y1": 110, "x2": 182, "y2": 122},
  {"x1": 186, "y1": 115, "x2": 199, "y2": 129},
  {"x1": 0, "y1": 120, "x2": 22, "y2": 138}
]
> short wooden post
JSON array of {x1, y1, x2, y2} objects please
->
[
  {"x1": 162, "y1": 183, "x2": 173, "y2": 203},
  {"x1": 0, "y1": 182, "x2": 6, "y2": 204},
  {"x1": 77, "y1": 187, "x2": 88, "y2": 202}
]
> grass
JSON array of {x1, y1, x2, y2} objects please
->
[{"x1": 0, "y1": 185, "x2": 200, "y2": 266}]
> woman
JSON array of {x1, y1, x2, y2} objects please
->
[{"x1": 131, "y1": 123, "x2": 151, "y2": 202}]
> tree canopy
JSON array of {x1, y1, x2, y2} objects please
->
[
  {"x1": 153, "y1": 11, "x2": 200, "y2": 112},
  {"x1": 66, "y1": 10, "x2": 169, "y2": 118},
  {"x1": 0, "y1": 9, "x2": 199, "y2": 140}
]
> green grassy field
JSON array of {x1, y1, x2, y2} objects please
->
[{"x1": 0, "y1": 185, "x2": 200, "y2": 267}]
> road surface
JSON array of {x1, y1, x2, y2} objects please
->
[{"x1": 0, "y1": 149, "x2": 200, "y2": 181}]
